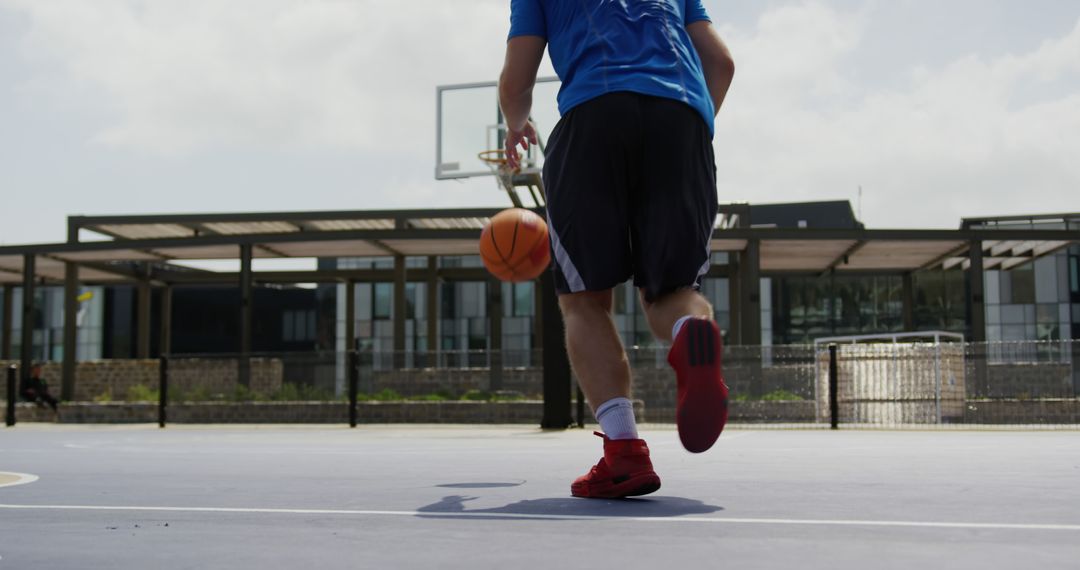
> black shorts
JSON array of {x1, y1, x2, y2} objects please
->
[{"x1": 543, "y1": 91, "x2": 718, "y2": 303}]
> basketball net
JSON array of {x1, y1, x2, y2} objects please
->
[{"x1": 481, "y1": 147, "x2": 548, "y2": 208}]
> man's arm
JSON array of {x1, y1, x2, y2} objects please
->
[
  {"x1": 687, "y1": 21, "x2": 735, "y2": 115},
  {"x1": 498, "y1": 35, "x2": 547, "y2": 170}
]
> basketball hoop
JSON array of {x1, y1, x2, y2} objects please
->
[
  {"x1": 478, "y1": 147, "x2": 546, "y2": 208},
  {"x1": 478, "y1": 149, "x2": 522, "y2": 206}
]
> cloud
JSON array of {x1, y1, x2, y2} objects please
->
[
  {"x1": 714, "y1": 2, "x2": 1080, "y2": 227},
  {"x1": 5, "y1": 0, "x2": 514, "y2": 155},
  {"x1": 2, "y1": 0, "x2": 1078, "y2": 231}
]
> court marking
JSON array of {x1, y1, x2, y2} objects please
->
[
  {"x1": 0, "y1": 503, "x2": 1077, "y2": 531},
  {"x1": 0, "y1": 473, "x2": 39, "y2": 489}
]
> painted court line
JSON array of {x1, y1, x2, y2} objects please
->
[
  {"x1": 0, "y1": 473, "x2": 39, "y2": 489},
  {"x1": 0, "y1": 504, "x2": 1078, "y2": 531}
]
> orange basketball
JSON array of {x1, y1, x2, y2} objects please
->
[{"x1": 479, "y1": 208, "x2": 551, "y2": 282}]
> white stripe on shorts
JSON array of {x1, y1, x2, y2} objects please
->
[{"x1": 546, "y1": 213, "x2": 586, "y2": 292}]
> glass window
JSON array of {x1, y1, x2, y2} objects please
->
[
  {"x1": 283, "y1": 311, "x2": 294, "y2": 341},
  {"x1": 356, "y1": 283, "x2": 372, "y2": 320},
  {"x1": 1009, "y1": 263, "x2": 1035, "y2": 304},
  {"x1": 1070, "y1": 256, "x2": 1079, "y2": 295},
  {"x1": 405, "y1": 283, "x2": 417, "y2": 318},
  {"x1": 1001, "y1": 324, "x2": 1027, "y2": 341},
  {"x1": 373, "y1": 283, "x2": 392, "y2": 319},
  {"x1": 306, "y1": 310, "x2": 316, "y2": 341},
  {"x1": 1000, "y1": 304, "x2": 1026, "y2": 325},
  {"x1": 513, "y1": 282, "x2": 534, "y2": 317},
  {"x1": 1034, "y1": 256, "x2": 1058, "y2": 304},
  {"x1": 984, "y1": 270, "x2": 1000, "y2": 305}
]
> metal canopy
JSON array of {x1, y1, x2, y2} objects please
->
[{"x1": 0, "y1": 208, "x2": 1076, "y2": 284}]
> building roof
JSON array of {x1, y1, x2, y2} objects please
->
[
  {"x1": 0, "y1": 205, "x2": 1076, "y2": 285},
  {"x1": 749, "y1": 200, "x2": 863, "y2": 229}
]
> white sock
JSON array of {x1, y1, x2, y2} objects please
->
[
  {"x1": 672, "y1": 315, "x2": 695, "y2": 341},
  {"x1": 595, "y1": 397, "x2": 638, "y2": 440}
]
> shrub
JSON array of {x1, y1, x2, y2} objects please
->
[
  {"x1": 126, "y1": 384, "x2": 159, "y2": 402},
  {"x1": 371, "y1": 388, "x2": 403, "y2": 401},
  {"x1": 461, "y1": 389, "x2": 492, "y2": 401},
  {"x1": 760, "y1": 389, "x2": 804, "y2": 401}
]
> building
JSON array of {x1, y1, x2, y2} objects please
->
[{"x1": 2, "y1": 202, "x2": 1076, "y2": 371}]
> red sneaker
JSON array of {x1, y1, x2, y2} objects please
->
[
  {"x1": 571, "y1": 432, "x2": 661, "y2": 499},
  {"x1": 668, "y1": 317, "x2": 728, "y2": 453}
]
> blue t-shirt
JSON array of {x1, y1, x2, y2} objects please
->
[{"x1": 508, "y1": 0, "x2": 715, "y2": 136}]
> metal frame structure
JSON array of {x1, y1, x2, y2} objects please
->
[{"x1": 0, "y1": 206, "x2": 1077, "y2": 428}]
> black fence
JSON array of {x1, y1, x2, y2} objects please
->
[{"x1": 4, "y1": 341, "x2": 1079, "y2": 428}]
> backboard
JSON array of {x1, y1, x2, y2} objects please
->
[{"x1": 435, "y1": 77, "x2": 561, "y2": 180}]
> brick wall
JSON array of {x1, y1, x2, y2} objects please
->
[
  {"x1": 0, "y1": 358, "x2": 284, "y2": 401},
  {"x1": 368, "y1": 367, "x2": 542, "y2": 398}
]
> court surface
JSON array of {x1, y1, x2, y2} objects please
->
[{"x1": 2, "y1": 424, "x2": 1078, "y2": 569}]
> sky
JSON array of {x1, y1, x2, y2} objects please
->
[{"x1": 1, "y1": 0, "x2": 1079, "y2": 247}]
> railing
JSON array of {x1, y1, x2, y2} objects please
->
[{"x1": 3, "y1": 340, "x2": 1078, "y2": 428}]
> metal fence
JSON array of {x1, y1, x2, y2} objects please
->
[{"x1": 4, "y1": 340, "x2": 1079, "y2": 428}]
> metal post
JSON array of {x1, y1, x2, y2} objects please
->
[
  {"x1": 968, "y1": 241, "x2": 987, "y2": 394},
  {"x1": 934, "y1": 341, "x2": 942, "y2": 423},
  {"x1": 136, "y1": 277, "x2": 151, "y2": 359},
  {"x1": 345, "y1": 279, "x2": 356, "y2": 354},
  {"x1": 6, "y1": 364, "x2": 15, "y2": 427},
  {"x1": 426, "y1": 256, "x2": 438, "y2": 366},
  {"x1": 968, "y1": 241, "x2": 986, "y2": 342},
  {"x1": 392, "y1": 254, "x2": 406, "y2": 369},
  {"x1": 488, "y1": 278, "x2": 503, "y2": 392},
  {"x1": 158, "y1": 356, "x2": 168, "y2": 428},
  {"x1": 740, "y1": 239, "x2": 761, "y2": 346},
  {"x1": 159, "y1": 285, "x2": 172, "y2": 357},
  {"x1": 348, "y1": 350, "x2": 359, "y2": 428},
  {"x1": 20, "y1": 255, "x2": 35, "y2": 390},
  {"x1": 741, "y1": 240, "x2": 763, "y2": 397},
  {"x1": 239, "y1": 244, "x2": 253, "y2": 387},
  {"x1": 828, "y1": 344, "x2": 839, "y2": 430},
  {"x1": 62, "y1": 262, "x2": 79, "y2": 401},
  {"x1": 539, "y1": 271, "x2": 572, "y2": 429},
  {"x1": 2, "y1": 284, "x2": 13, "y2": 360},
  {"x1": 532, "y1": 277, "x2": 543, "y2": 356}
]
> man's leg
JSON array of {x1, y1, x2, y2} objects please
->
[
  {"x1": 560, "y1": 289, "x2": 660, "y2": 499},
  {"x1": 642, "y1": 287, "x2": 727, "y2": 453},
  {"x1": 558, "y1": 289, "x2": 629, "y2": 409},
  {"x1": 639, "y1": 288, "x2": 713, "y2": 343}
]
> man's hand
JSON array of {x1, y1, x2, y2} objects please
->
[
  {"x1": 499, "y1": 35, "x2": 546, "y2": 169},
  {"x1": 505, "y1": 121, "x2": 539, "y2": 171}
]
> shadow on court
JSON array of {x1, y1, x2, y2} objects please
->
[{"x1": 417, "y1": 488, "x2": 723, "y2": 520}]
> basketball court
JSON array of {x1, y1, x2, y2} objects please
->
[{"x1": 2, "y1": 424, "x2": 1078, "y2": 569}]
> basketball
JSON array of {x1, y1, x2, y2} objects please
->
[{"x1": 479, "y1": 208, "x2": 551, "y2": 282}]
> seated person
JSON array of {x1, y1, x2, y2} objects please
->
[{"x1": 20, "y1": 362, "x2": 59, "y2": 412}]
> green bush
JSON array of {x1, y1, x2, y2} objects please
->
[
  {"x1": 760, "y1": 389, "x2": 805, "y2": 401},
  {"x1": 731, "y1": 390, "x2": 804, "y2": 402},
  {"x1": 126, "y1": 384, "x2": 159, "y2": 402},
  {"x1": 371, "y1": 388, "x2": 404, "y2": 401},
  {"x1": 408, "y1": 393, "x2": 450, "y2": 402},
  {"x1": 93, "y1": 390, "x2": 113, "y2": 403},
  {"x1": 461, "y1": 389, "x2": 492, "y2": 401}
]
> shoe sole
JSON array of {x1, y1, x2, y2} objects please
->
[
  {"x1": 571, "y1": 472, "x2": 662, "y2": 499},
  {"x1": 673, "y1": 319, "x2": 728, "y2": 453}
]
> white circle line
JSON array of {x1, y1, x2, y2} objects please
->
[
  {"x1": 0, "y1": 473, "x2": 39, "y2": 489},
  {"x1": 0, "y1": 503, "x2": 1077, "y2": 531}
]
